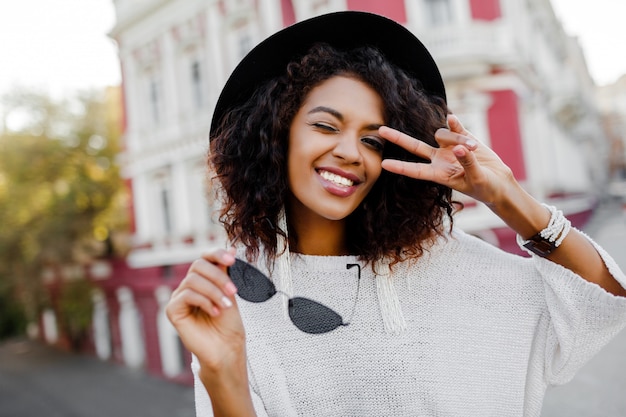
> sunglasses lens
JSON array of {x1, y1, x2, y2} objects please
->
[
  {"x1": 228, "y1": 259, "x2": 277, "y2": 303},
  {"x1": 288, "y1": 297, "x2": 344, "y2": 334}
]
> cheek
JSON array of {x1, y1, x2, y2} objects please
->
[
  {"x1": 366, "y1": 155, "x2": 384, "y2": 183},
  {"x1": 287, "y1": 135, "x2": 321, "y2": 171},
  {"x1": 286, "y1": 148, "x2": 308, "y2": 188},
  {"x1": 286, "y1": 158, "x2": 296, "y2": 187}
]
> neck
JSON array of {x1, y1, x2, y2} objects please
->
[{"x1": 287, "y1": 211, "x2": 348, "y2": 256}]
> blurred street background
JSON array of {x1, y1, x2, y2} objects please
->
[
  {"x1": 0, "y1": 338, "x2": 194, "y2": 417},
  {"x1": 1, "y1": 198, "x2": 625, "y2": 416},
  {"x1": 2, "y1": 0, "x2": 626, "y2": 416}
]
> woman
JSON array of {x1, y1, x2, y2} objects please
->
[{"x1": 166, "y1": 11, "x2": 626, "y2": 417}]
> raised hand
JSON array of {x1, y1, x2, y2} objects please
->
[{"x1": 380, "y1": 114, "x2": 515, "y2": 207}]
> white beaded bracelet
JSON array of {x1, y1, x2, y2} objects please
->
[{"x1": 516, "y1": 204, "x2": 572, "y2": 257}]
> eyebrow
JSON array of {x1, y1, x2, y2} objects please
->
[
  {"x1": 308, "y1": 106, "x2": 343, "y2": 121},
  {"x1": 307, "y1": 106, "x2": 383, "y2": 131}
]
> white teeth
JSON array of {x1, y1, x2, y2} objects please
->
[{"x1": 319, "y1": 170, "x2": 354, "y2": 187}]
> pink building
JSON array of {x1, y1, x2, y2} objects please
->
[{"x1": 59, "y1": 0, "x2": 607, "y2": 383}]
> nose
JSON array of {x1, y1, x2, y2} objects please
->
[{"x1": 331, "y1": 133, "x2": 362, "y2": 165}]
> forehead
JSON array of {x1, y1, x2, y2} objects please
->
[{"x1": 300, "y1": 76, "x2": 384, "y2": 118}]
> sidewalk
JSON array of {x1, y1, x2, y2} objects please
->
[
  {"x1": 541, "y1": 199, "x2": 626, "y2": 417},
  {"x1": 578, "y1": 198, "x2": 626, "y2": 271},
  {"x1": 0, "y1": 339, "x2": 194, "y2": 417}
]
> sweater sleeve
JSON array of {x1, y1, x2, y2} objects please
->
[
  {"x1": 191, "y1": 354, "x2": 268, "y2": 417},
  {"x1": 528, "y1": 233, "x2": 626, "y2": 386}
]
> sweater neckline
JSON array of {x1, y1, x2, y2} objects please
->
[{"x1": 289, "y1": 252, "x2": 361, "y2": 271}]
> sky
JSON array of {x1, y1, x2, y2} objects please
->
[
  {"x1": 0, "y1": 0, "x2": 625, "y2": 98},
  {"x1": 0, "y1": 0, "x2": 120, "y2": 97},
  {"x1": 550, "y1": 0, "x2": 626, "y2": 86}
]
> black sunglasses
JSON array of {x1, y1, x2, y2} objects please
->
[{"x1": 228, "y1": 258, "x2": 361, "y2": 334}]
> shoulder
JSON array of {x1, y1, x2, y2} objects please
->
[
  {"x1": 402, "y1": 227, "x2": 537, "y2": 280},
  {"x1": 441, "y1": 227, "x2": 527, "y2": 261}
]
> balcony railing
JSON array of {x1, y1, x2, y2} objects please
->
[{"x1": 415, "y1": 21, "x2": 515, "y2": 67}]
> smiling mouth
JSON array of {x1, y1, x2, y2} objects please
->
[{"x1": 318, "y1": 169, "x2": 356, "y2": 187}]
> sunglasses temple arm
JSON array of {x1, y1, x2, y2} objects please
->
[{"x1": 345, "y1": 263, "x2": 361, "y2": 325}]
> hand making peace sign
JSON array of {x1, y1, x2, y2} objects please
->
[{"x1": 380, "y1": 114, "x2": 515, "y2": 208}]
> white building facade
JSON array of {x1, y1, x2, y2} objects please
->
[
  {"x1": 106, "y1": 0, "x2": 610, "y2": 380},
  {"x1": 112, "y1": 0, "x2": 283, "y2": 269},
  {"x1": 597, "y1": 75, "x2": 626, "y2": 184}
]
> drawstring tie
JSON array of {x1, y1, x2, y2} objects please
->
[{"x1": 274, "y1": 209, "x2": 407, "y2": 334}]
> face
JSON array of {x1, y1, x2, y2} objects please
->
[{"x1": 287, "y1": 75, "x2": 385, "y2": 224}]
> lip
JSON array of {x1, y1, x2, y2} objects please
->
[
  {"x1": 317, "y1": 166, "x2": 362, "y2": 183},
  {"x1": 315, "y1": 167, "x2": 362, "y2": 197}
]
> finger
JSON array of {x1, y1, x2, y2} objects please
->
[
  {"x1": 447, "y1": 114, "x2": 464, "y2": 133},
  {"x1": 183, "y1": 271, "x2": 235, "y2": 309},
  {"x1": 435, "y1": 127, "x2": 477, "y2": 151},
  {"x1": 379, "y1": 126, "x2": 436, "y2": 160},
  {"x1": 447, "y1": 114, "x2": 475, "y2": 138},
  {"x1": 452, "y1": 144, "x2": 480, "y2": 178},
  {"x1": 167, "y1": 287, "x2": 221, "y2": 320},
  {"x1": 381, "y1": 159, "x2": 436, "y2": 182},
  {"x1": 187, "y1": 258, "x2": 238, "y2": 297},
  {"x1": 200, "y1": 247, "x2": 237, "y2": 268}
]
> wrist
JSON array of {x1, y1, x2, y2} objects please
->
[
  {"x1": 199, "y1": 355, "x2": 256, "y2": 417},
  {"x1": 198, "y1": 348, "x2": 249, "y2": 390},
  {"x1": 486, "y1": 181, "x2": 550, "y2": 239},
  {"x1": 516, "y1": 204, "x2": 572, "y2": 257}
]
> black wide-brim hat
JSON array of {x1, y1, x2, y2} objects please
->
[{"x1": 210, "y1": 11, "x2": 446, "y2": 137}]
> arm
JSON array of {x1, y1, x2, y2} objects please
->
[
  {"x1": 380, "y1": 115, "x2": 626, "y2": 297},
  {"x1": 199, "y1": 359, "x2": 256, "y2": 417},
  {"x1": 166, "y1": 248, "x2": 257, "y2": 416},
  {"x1": 489, "y1": 180, "x2": 626, "y2": 297}
]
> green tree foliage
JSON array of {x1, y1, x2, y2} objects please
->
[
  {"x1": 0, "y1": 285, "x2": 28, "y2": 339},
  {"x1": 57, "y1": 279, "x2": 96, "y2": 351},
  {"x1": 0, "y1": 87, "x2": 127, "y2": 339}
]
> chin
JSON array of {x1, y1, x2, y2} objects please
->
[{"x1": 318, "y1": 206, "x2": 359, "y2": 221}]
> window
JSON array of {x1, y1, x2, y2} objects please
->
[
  {"x1": 160, "y1": 186, "x2": 172, "y2": 234},
  {"x1": 149, "y1": 78, "x2": 161, "y2": 124},
  {"x1": 226, "y1": 19, "x2": 256, "y2": 73},
  {"x1": 311, "y1": 0, "x2": 332, "y2": 15},
  {"x1": 238, "y1": 33, "x2": 253, "y2": 61},
  {"x1": 187, "y1": 160, "x2": 213, "y2": 236},
  {"x1": 425, "y1": 0, "x2": 454, "y2": 26},
  {"x1": 190, "y1": 60, "x2": 204, "y2": 109},
  {"x1": 150, "y1": 172, "x2": 174, "y2": 239}
]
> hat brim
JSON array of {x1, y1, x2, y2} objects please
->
[{"x1": 210, "y1": 11, "x2": 445, "y2": 136}]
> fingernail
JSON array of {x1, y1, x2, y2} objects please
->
[
  {"x1": 221, "y1": 296, "x2": 233, "y2": 308},
  {"x1": 223, "y1": 252, "x2": 235, "y2": 262},
  {"x1": 225, "y1": 282, "x2": 238, "y2": 295},
  {"x1": 466, "y1": 139, "x2": 477, "y2": 148}
]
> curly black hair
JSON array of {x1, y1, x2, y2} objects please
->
[{"x1": 210, "y1": 43, "x2": 456, "y2": 268}]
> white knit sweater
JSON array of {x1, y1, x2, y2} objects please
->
[{"x1": 193, "y1": 229, "x2": 626, "y2": 416}]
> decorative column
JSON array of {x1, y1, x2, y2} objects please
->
[
  {"x1": 117, "y1": 287, "x2": 145, "y2": 369},
  {"x1": 155, "y1": 286, "x2": 184, "y2": 377},
  {"x1": 42, "y1": 309, "x2": 58, "y2": 344},
  {"x1": 92, "y1": 289, "x2": 112, "y2": 360}
]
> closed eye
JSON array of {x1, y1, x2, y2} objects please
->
[
  {"x1": 310, "y1": 122, "x2": 338, "y2": 132},
  {"x1": 361, "y1": 136, "x2": 385, "y2": 153}
]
